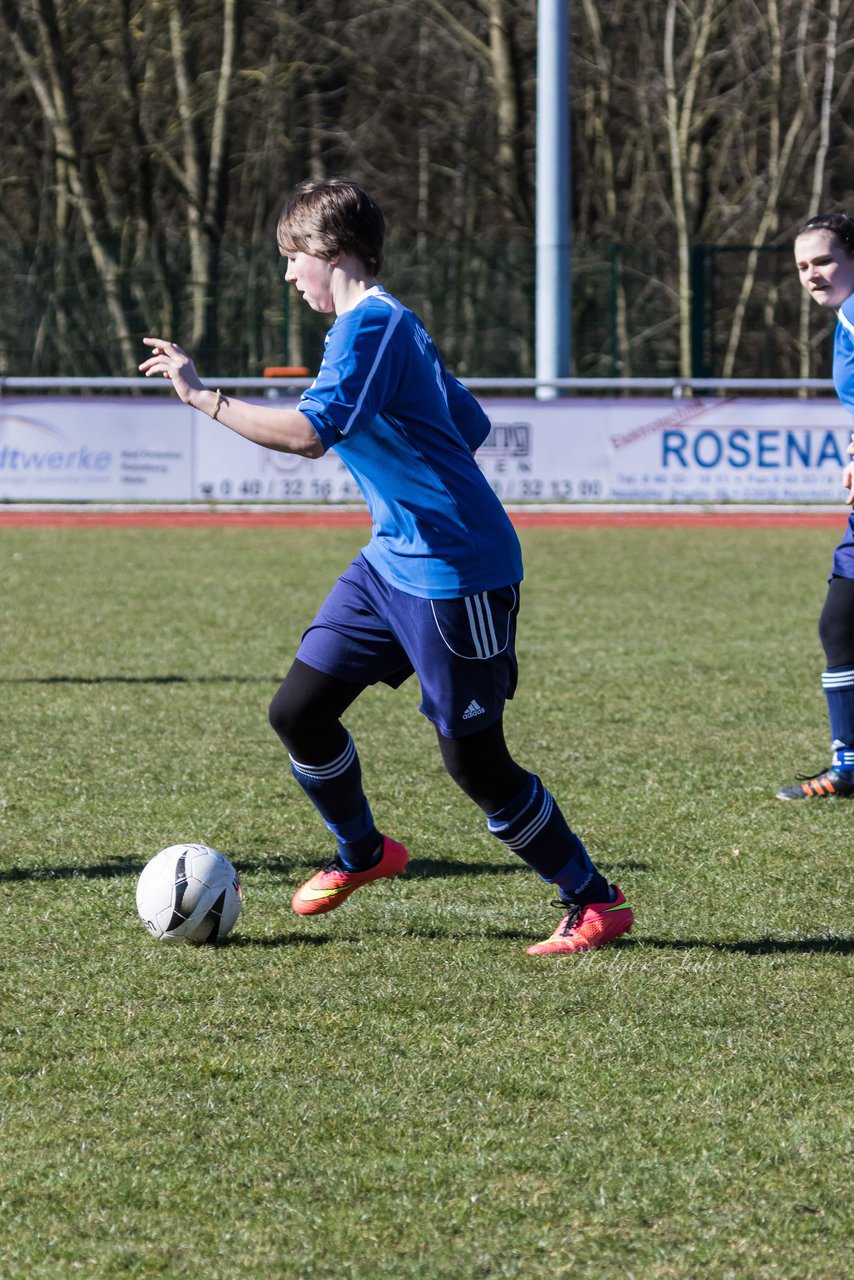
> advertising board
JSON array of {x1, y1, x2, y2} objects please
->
[
  {"x1": 1, "y1": 395, "x2": 851, "y2": 504},
  {"x1": 0, "y1": 399, "x2": 192, "y2": 500}
]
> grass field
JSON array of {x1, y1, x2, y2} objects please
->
[{"x1": 0, "y1": 523, "x2": 850, "y2": 1279}]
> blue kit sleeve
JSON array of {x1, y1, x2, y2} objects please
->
[{"x1": 297, "y1": 304, "x2": 401, "y2": 449}]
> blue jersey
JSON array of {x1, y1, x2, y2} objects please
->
[
  {"x1": 829, "y1": 297, "x2": 854, "y2": 579},
  {"x1": 297, "y1": 287, "x2": 523, "y2": 599},
  {"x1": 835, "y1": 296, "x2": 854, "y2": 417}
]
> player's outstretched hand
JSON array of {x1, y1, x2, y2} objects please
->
[{"x1": 139, "y1": 337, "x2": 205, "y2": 405}]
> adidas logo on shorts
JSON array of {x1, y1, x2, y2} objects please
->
[{"x1": 462, "y1": 699, "x2": 486, "y2": 720}]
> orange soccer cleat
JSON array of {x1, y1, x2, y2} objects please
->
[
  {"x1": 291, "y1": 836, "x2": 409, "y2": 916},
  {"x1": 526, "y1": 886, "x2": 633, "y2": 956}
]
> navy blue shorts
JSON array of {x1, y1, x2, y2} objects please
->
[
  {"x1": 297, "y1": 554, "x2": 520, "y2": 738},
  {"x1": 832, "y1": 512, "x2": 854, "y2": 579}
]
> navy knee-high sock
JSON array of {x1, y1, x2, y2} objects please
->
[
  {"x1": 486, "y1": 773, "x2": 610, "y2": 904},
  {"x1": 822, "y1": 667, "x2": 854, "y2": 773},
  {"x1": 289, "y1": 731, "x2": 382, "y2": 870}
]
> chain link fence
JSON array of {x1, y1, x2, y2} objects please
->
[{"x1": 0, "y1": 241, "x2": 827, "y2": 381}]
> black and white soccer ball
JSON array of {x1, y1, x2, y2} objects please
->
[{"x1": 136, "y1": 843, "x2": 243, "y2": 944}]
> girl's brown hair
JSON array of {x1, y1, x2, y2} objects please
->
[{"x1": 277, "y1": 179, "x2": 385, "y2": 275}]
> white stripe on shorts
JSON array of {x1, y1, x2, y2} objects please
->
[{"x1": 463, "y1": 592, "x2": 500, "y2": 658}]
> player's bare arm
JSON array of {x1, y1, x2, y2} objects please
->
[{"x1": 139, "y1": 337, "x2": 323, "y2": 459}]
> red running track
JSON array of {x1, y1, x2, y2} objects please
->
[{"x1": 0, "y1": 507, "x2": 848, "y2": 529}]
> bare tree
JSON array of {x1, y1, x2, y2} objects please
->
[
  {"x1": 161, "y1": 0, "x2": 239, "y2": 363},
  {"x1": 797, "y1": 0, "x2": 842, "y2": 379},
  {"x1": 720, "y1": 0, "x2": 811, "y2": 377},
  {"x1": 0, "y1": 0, "x2": 137, "y2": 370},
  {"x1": 422, "y1": 0, "x2": 532, "y2": 226},
  {"x1": 577, "y1": 0, "x2": 632, "y2": 372},
  {"x1": 3, "y1": 0, "x2": 854, "y2": 378},
  {"x1": 662, "y1": 0, "x2": 722, "y2": 377}
]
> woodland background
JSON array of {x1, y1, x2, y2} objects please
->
[{"x1": 0, "y1": 0, "x2": 852, "y2": 380}]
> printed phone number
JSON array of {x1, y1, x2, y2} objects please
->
[
  {"x1": 196, "y1": 477, "x2": 605, "y2": 502},
  {"x1": 196, "y1": 478, "x2": 364, "y2": 501},
  {"x1": 487, "y1": 478, "x2": 603, "y2": 500}
]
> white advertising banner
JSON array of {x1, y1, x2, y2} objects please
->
[
  {"x1": 0, "y1": 398, "x2": 192, "y2": 500},
  {"x1": 476, "y1": 397, "x2": 854, "y2": 504},
  {"x1": 1, "y1": 394, "x2": 852, "y2": 503},
  {"x1": 193, "y1": 414, "x2": 359, "y2": 503}
]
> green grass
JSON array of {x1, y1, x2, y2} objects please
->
[{"x1": 0, "y1": 525, "x2": 850, "y2": 1279}]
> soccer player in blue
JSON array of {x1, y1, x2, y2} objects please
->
[
  {"x1": 778, "y1": 212, "x2": 854, "y2": 799},
  {"x1": 141, "y1": 177, "x2": 634, "y2": 954}
]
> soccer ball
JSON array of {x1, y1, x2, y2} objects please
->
[{"x1": 136, "y1": 843, "x2": 243, "y2": 945}]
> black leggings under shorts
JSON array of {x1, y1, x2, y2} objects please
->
[{"x1": 818, "y1": 575, "x2": 854, "y2": 667}]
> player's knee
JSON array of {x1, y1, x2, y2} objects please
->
[
  {"x1": 268, "y1": 685, "x2": 303, "y2": 749},
  {"x1": 437, "y1": 726, "x2": 528, "y2": 813},
  {"x1": 268, "y1": 684, "x2": 342, "y2": 758},
  {"x1": 440, "y1": 745, "x2": 472, "y2": 794}
]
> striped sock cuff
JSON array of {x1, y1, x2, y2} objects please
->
[
  {"x1": 822, "y1": 668, "x2": 854, "y2": 690},
  {"x1": 289, "y1": 731, "x2": 356, "y2": 782},
  {"x1": 488, "y1": 786, "x2": 555, "y2": 854},
  {"x1": 832, "y1": 744, "x2": 854, "y2": 770}
]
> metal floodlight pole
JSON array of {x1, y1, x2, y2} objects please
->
[{"x1": 536, "y1": 0, "x2": 571, "y2": 398}]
